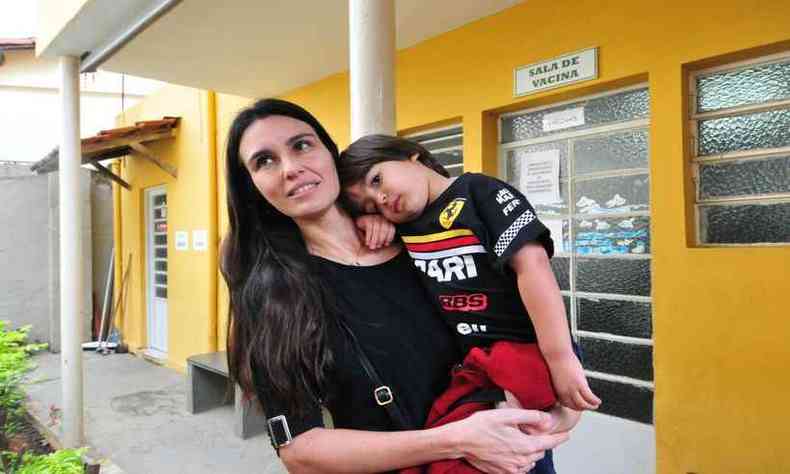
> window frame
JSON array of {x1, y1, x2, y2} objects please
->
[
  {"x1": 498, "y1": 83, "x2": 655, "y2": 398},
  {"x1": 404, "y1": 123, "x2": 464, "y2": 176},
  {"x1": 689, "y1": 51, "x2": 790, "y2": 247}
]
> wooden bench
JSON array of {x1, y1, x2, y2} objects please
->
[{"x1": 186, "y1": 351, "x2": 269, "y2": 439}]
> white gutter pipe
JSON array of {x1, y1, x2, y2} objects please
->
[
  {"x1": 59, "y1": 55, "x2": 84, "y2": 448},
  {"x1": 349, "y1": 0, "x2": 396, "y2": 140},
  {"x1": 80, "y1": 0, "x2": 182, "y2": 73}
]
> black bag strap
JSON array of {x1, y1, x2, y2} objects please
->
[{"x1": 337, "y1": 318, "x2": 414, "y2": 430}]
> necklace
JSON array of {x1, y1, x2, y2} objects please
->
[{"x1": 308, "y1": 241, "x2": 364, "y2": 266}]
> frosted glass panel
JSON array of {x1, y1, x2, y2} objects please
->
[
  {"x1": 433, "y1": 150, "x2": 462, "y2": 167},
  {"x1": 698, "y1": 109, "x2": 790, "y2": 155},
  {"x1": 589, "y1": 378, "x2": 653, "y2": 424},
  {"x1": 699, "y1": 156, "x2": 790, "y2": 199},
  {"x1": 700, "y1": 203, "x2": 790, "y2": 243},
  {"x1": 576, "y1": 258, "x2": 651, "y2": 296},
  {"x1": 697, "y1": 60, "x2": 790, "y2": 112},
  {"x1": 580, "y1": 337, "x2": 653, "y2": 381},
  {"x1": 574, "y1": 129, "x2": 649, "y2": 175},
  {"x1": 551, "y1": 256, "x2": 570, "y2": 291},
  {"x1": 501, "y1": 88, "x2": 649, "y2": 143},
  {"x1": 422, "y1": 135, "x2": 462, "y2": 151},
  {"x1": 578, "y1": 298, "x2": 652, "y2": 339},
  {"x1": 574, "y1": 174, "x2": 649, "y2": 214},
  {"x1": 574, "y1": 216, "x2": 650, "y2": 255},
  {"x1": 544, "y1": 218, "x2": 570, "y2": 253}
]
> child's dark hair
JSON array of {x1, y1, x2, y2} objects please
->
[{"x1": 339, "y1": 134, "x2": 450, "y2": 190}]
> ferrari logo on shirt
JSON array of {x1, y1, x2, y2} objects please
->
[{"x1": 439, "y1": 198, "x2": 466, "y2": 229}]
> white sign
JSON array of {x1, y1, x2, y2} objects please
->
[
  {"x1": 193, "y1": 230, "x2": 208, "y2": 252},
  {"x1": 542, "y1": 107, "x2": 585, "y2": 132},
  {"x1": 519, "y1": 149, "x2": 561, "y2": 205},
  {"x1": 544, "y1": 219, "x2": 565, "y2": 253},
  {"x1": 514, "y1": 47, "x2": 598, "y2": 96},
  {"x1": 175, "y1": 231, "x2": 189, "y2": 251}
]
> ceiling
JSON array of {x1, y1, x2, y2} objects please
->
[{"x1": 49, "y1": 0, "x2": 522, "y2": 98}]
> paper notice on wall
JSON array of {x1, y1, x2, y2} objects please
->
[
  {"x1": 193, "y1": 230, "x2": 208, "y2": 252},
  {"x1": 519, "y1": 149, "x2": 561, "y2": 204},
  {"x1": 542, "y1": 107, "x2": 585, "y2": 132},
  {"x1": 175, "y1": 231, "x2": 189, "y2": 251},
  {"x1": 543, "y1": 219, "x2": 565, "y2": 253}
]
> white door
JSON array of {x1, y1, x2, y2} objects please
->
[
  {"x1": 146, "y1": 187, "x2": 168, "y2": 358},
  {"x1": 499, "y1": 85, "x2": 655, "y2": 473}
]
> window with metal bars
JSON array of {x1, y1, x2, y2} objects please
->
[
  {"x1": 690, "y1": 52, "x2": 790, "y2": 245},
  {"x1": 405, "y1": 125, "x2": 464, "y2": 177}
]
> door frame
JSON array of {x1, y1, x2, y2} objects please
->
[{"x1": 145, "y1": 185, "x2": 168, "y2": 358}]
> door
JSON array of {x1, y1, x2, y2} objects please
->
[
  {"x1": 146, "y1": 187, "x2": 168, "y2": 358},
  {"x1": 499, "y1": 85, "x2": 655, "y2": 473}
]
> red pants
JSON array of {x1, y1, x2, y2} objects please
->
[{"x1": 400, "y1": 341, "x2": 556, "y2": 474}]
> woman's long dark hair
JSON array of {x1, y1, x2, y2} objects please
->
[{"x1": 221, "y1": 98, "x2": 339, "y2": 415}]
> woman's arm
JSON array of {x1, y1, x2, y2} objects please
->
[{"x1": 280, "y1": 409, "x2": 569, "y2": 474}]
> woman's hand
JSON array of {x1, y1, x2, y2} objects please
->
[
  {"x1": 496, "y1": 390, "x2": 581, "y2": 436},
  {"x1": 448, "y1": 409, "x2": 570, "y2": 474},
  {"x1": 355, "y1": 214, "x2": 396, "y2": 249}
]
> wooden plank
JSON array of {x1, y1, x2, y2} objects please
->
[
  {"x1": 82, "y1": 129, "x2": 175, "y2": 156},
  {"x1": 128, "y1": 142, "x2": 178, "y2": 178},
  {"x1": 91, "y1": 161, "x2": 131, "y2": 190}
]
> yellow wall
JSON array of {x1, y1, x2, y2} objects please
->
[
  {"x1": 123, "y1": 0, "x2": 790, "y2": 471},
  {"x1": 113, "y1": 84, "x2": 218, "y2": 371}
]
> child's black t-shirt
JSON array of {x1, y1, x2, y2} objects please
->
[{"x1": 398, "y1": 173, "x2": 554, "y2": 354}]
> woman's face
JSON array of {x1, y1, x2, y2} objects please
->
[{"x1": 239, "y1": 116, "x2": 340, "y2": 220}]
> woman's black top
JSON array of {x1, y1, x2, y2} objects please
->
[{"x1": 256, "y1": 250, "x2": 460, "y2": 437}]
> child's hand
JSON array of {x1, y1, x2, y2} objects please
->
[
  {"x1": 547, "y1": 353, "x2": 601, "y2": 411},
  {"x1": 355, "y1": 214, "x2": 396, "y2": 250},
  {"x1": 496, "y1": 390, "x2": 557, "y2": 435}
]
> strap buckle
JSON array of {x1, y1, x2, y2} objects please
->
[
  {"x1": 267, "y1": 415, "x2": 293, "y2": 448},
  {"x1": 374, "y1": 385, "x2": 394, "y2": 406}
]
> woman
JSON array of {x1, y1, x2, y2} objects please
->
[{"x1": 220, "y1": 98, "x2": 570, "y2": 473}]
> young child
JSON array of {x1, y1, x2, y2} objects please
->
[{"x1": 339, "y1": 135, "x2": 600, "y2": 472}]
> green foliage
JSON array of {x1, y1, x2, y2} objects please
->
[
  {"x1": 0, "y1": 321, "x2": 85, "y2": 474},
  {"x1": 0, "y1": 321, "x2": 47, "y2": 432},
  {"x1": 1, "y1": 448, "x2": 86, "y2": 474}
]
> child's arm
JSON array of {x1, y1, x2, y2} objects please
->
[
  {"x1": 510, "y1": 242, "x2": 601, "y2": 411},
  {"x1": 355, "y1": 214, "x2": 397, "y2": 249}
]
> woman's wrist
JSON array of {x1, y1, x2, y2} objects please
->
[{"x1": 430, "y1": 417, "x2": 469, "y2": 460}]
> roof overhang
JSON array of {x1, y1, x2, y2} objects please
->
[
  {"x1": 36, "y1": 0, "x2": 522, "y2": 98},
  {"x1": 31, "y1": 117, "x2": 180, "y2": 189}
]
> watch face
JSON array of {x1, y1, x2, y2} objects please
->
[{"x1": 268, "y1": 415, "x2": 291, "y2": 446}]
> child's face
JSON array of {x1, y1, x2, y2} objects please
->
[{"x1": 344, "y1": 155, "x2": 431, "y2": 224}]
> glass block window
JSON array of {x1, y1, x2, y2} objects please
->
[
  {"x1": 691, "y1": 53, "x2": 790, "y2": 245},
  {"x1": 500, "y1": 86, "x2": 654, "y2": 424},
  {"x1": 406, "y1": 125, "x2": 463, "y2": 177},
  {"x1": 151, "y1": 191, "x2": 168, "y2": 300}
]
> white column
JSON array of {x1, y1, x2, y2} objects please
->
[
  {"x1": 349, "y1": 0, "x2": 396, "y2": 140},
  {"x1": 59, "y1": 55, "x2": 84, "y2": 448}
]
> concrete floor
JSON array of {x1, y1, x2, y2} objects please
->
[{"x1": 24, "y1": 351, "x2": 286, "y2": 474}]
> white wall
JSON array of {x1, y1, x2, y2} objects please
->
[
  {"x1": 556, "y1": 411, "x2": 656, "y2": 474},
  {"x1": 0, "y1": 49, "x2": 164, "y2": 163}
]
